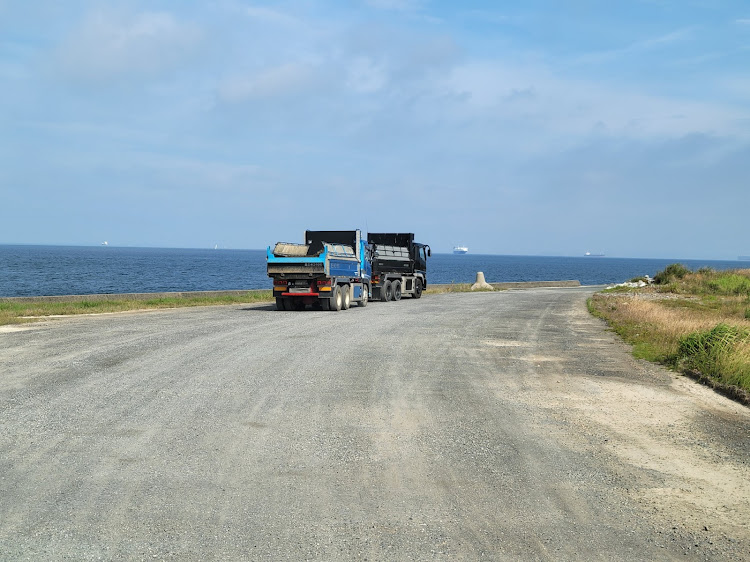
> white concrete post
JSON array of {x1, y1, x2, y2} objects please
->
[{"x1": 471, "y1": 272, "x2": 494, "y2": 291}]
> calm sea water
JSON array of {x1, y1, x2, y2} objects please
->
[{"x1": 0, "y1": 245, "x2": 745, "y2": 298}]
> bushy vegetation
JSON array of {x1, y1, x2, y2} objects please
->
[
  {"x1": 653, "y1": 263, "x2": 750, "y2": 297},
  {"x1": 590, "y1": 266, "x2": 750, "y2": 400},
  {"x1": 653, "y1": 263, "x2": 690, "y2": 285}
]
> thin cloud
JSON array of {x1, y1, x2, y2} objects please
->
[
  {"x1": 439, "y1": 60, "x2": 749, "y2": 143},
  {"x1": 460, "y1": 9, "x2": 510, "y2": 25},
  {"x1": 218, "y1": 63, "x2": 325, "y2": 102},
  {"x1": 573, "y1": 27, "x2": 694, "y2": 65},
  {"x1": 365, "y1": 0, "x2": 425, "y2": 11},
  {"x1": 346, "y1": 57, "x2": 389, "y2": 93},
  {"x1": 55, "y1": 9, "x2": 202, "y2": 81},
  {"x1": 244, "y1": 5, "x2": 302, "y2": 27}
]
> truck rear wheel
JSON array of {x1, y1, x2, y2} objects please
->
[
  {"x1": 359, "y1": 285, "x2": 368, "y2": 307},
  {"x1": 392, "y1": 280, "x2": 402, "y2": 301},
  {"x1": 330, "y1": 286, "x2": 342, "y2": 311},
  {"x1": 414, "y1": 279, "x2": 423, "y2": 299},
  {"x1": 341, "y1": 285, "x2": 351, "y2": 310},
  {"x1": 383, "y1": 280, "x2": 393, "y2": 302}
]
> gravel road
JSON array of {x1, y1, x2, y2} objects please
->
[{"x1": 1, "y1": 288, "x2": 749, "y2": 561}]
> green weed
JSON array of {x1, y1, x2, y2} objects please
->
[{"x1": 678, "y1": 324, "x2": 750, "y2": 388}]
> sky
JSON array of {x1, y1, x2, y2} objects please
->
[{"x1": 1, "y1": 1, "x2": 748, "y2": 259}]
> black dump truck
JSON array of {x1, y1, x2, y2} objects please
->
[{"x1": 367, "y1": 232, "x2": 431, "y2": 301}]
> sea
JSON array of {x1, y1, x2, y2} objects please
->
[{"x1": 0, "y1": 245, "x2": 746, "y2": 298}]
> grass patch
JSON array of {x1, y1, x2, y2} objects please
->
[
  {"x1": 677, "y1": 324, "x2": 750, "y2": 389},
  {"x1": 704, "y1": 274, "x2": 750, "y2": 296},
  {"x1": 0, "y1": 291, "x2": 273, "y2": 326},
  {"x1": 425, "y1": 283, "x2": 474, "y2": 294},
  {"x1": 589, "y1": 265, "x2": 750, "y2": 400}
]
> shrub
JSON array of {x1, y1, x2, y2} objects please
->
[
  {"x1": 677, "y1": 323, "x2": 749, "y2": 378},
  {"x1": 654, "y1": 263, "x2": 691, "y2": 285}
]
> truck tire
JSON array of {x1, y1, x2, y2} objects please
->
[
  {"x1": 359, "y1": 285, "x2": 368, "y2": 307},
  {"x1": 392, "y1": 280, "x2": 402, "y2": 301},
  {"x1": 414, "y1": 279, "x2": 423, "y2": 299},
  {"x1": 330, "y1": 286, "x2": 342, "y2": 312},
  {"x1": 342, "y1": 285, "x2": 351, "y2": 310},
  {"x1": 383, "y1": 280, "x2": 393, "y2": 302},
  {"x1": 276, "y1": 297, "x2": 285, "y2": 311}
]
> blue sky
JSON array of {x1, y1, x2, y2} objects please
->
[{"x1": 1, "y1": 1, "x2": 748, "y2": 258}]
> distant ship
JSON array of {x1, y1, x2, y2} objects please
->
[
  {"x1": 584, "y1": 251, "x2": 604, "y2": 257},
  {"x1": 101, "y1": 241, "x2": 108, "y2": 246},
  {"x1": 453, "y1": 245, "x2": 469, "y2": 255}
]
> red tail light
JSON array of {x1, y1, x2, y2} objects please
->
[
  {"x1": 317, "y1": 279, "x2": 332, "y2": 286},
  {"x1": 273, "y1": 279, "x2": 287, "y2": 286}
]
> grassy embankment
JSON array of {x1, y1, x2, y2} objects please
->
[
  {"x1": 589, "y1": 264, "x2": 750, "y2": 401},
  {"x1": 0, "y1": 285, "x2": 482, "y2": 326},
  {"x1": 0, "y1": 292, "x2": 273, "y2": 326}
]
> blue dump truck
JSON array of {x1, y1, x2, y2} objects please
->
[{"x1": 267, "y1": 230, "x2": 371, "y2": 311}]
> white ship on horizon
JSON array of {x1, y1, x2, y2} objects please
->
[{"x1": 453, "y1": 245, "x2": 469, "y2": 255}]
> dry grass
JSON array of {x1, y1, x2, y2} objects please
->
[
  {"x1": 593, "y1": 293, "x2": 750, "y2": 347},
  {"x1": 0, "y1": 292, "x2": 273, "y2": 326},
  {"x1": 589, "y1": 266, "x2": 750, "y2": 398},
  {"x1": 425, "y1": 283, "x2": 474, "y2": 294}
]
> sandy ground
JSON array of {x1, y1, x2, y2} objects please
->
[{"x1": 503, "y1": 296, "x2": 750, "y2": 557}]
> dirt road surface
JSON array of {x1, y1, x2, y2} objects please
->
[{"x1": 1, "y1": 288, "x2": 749, "y2": 560}]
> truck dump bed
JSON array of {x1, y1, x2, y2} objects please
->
[
  {"x1": 372, "y1": 245, "x2": 410, "y2": 262},
  {"x1": 272, "y1": 242, "x2": 316, "y2": 257},
  {"x1": 368, "y1": 233, "x2": 415, "y2": 275},
  {"x1": 367, "y1": 233, "x2": 414, "y2": 247},
  {"x1": 271, "y1": 241, "x2": 355, "y2": 258}
]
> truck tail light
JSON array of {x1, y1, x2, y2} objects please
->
[
  {"x1": 273, "y1": 279, "x2": 287, "y2": 286},
  {"x1": 316, "y1": 279, "x2": 331, "y2": 286}
]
